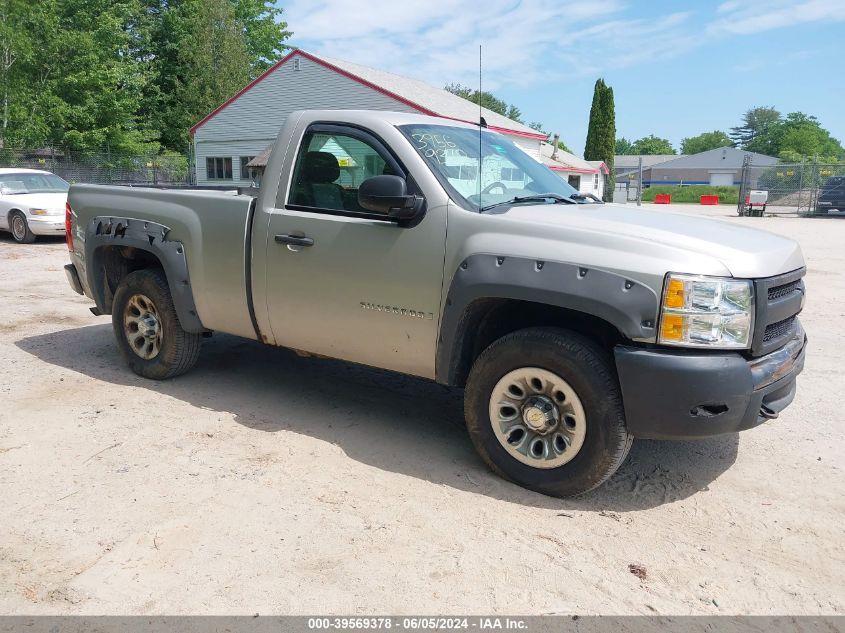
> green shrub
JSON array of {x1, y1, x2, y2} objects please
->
[{"x1": 641, "y1": 185, "x2": 739, "y2": 204}]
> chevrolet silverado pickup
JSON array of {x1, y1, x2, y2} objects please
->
[{"x1": 64, "y1": 110, "x2": 807, "y2": 497}]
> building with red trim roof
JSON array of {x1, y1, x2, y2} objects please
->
[
  {"x1": 191, "y1": 49, "x2": 548, "y2": 185},
  {"x1": 539, "y1": 142, "x2": 608, "y2": 200}
]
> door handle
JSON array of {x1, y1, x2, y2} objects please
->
[{"x1": 275, "y1": 234, "x2": 314, "y2": 247}]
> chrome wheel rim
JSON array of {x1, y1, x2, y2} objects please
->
[
  {"x1": 123, "y1": 294, "x2": 162, "y2": 360},
  {"x1": 12, "y1": 215, "x2": 26, "y2": 240},
  {"x1": 488, "y1": 367, "x2": 586, "y2": 469}
]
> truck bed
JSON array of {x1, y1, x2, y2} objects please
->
[{"x1": 68, "y1": 184, "x2": 258, "y2": 339}]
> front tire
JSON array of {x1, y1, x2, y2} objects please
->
[
  {"x1": 10, "y1": 212, "x2": 35, "y2": 243},
  {"x1": 464, "y1": 327, "x2": 632, "y2": 497},
  {"x1": 112, "y1": 269, "x2": 202, "y2": 380}
]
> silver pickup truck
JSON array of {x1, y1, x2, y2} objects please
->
[{"x1": 64, "y1": 109, "x2": 807, "y2": 497}]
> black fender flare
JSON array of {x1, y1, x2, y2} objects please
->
[
  {"x1": 84, "y1": 216, "x2": 205, "y2": 333},
  {"x1": 435, "y1": 254, "x2": 660, "y2": 385}
]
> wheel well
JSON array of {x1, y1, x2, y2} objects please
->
[
  {"x1": 92, "y1": 245, "x2": 165, "y2": 314},
  {"x1": 446, "y1": 298, "x2": 623, "y2": 387}
]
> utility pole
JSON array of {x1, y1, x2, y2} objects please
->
[{"x1": 637, "y1": 156, "x2": 643, "y2": 206}]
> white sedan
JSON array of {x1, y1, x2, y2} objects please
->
[{"x1": 0, "y1": 168, "x2": 70, "y2": 243}]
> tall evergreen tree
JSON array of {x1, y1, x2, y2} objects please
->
[
  {"x1": 583, "y1": 79, "x2": 603, "y2": 160},
  {"x1": 600, "y1": 82, "x2": 615, "y2": 200},
  {"x1": 584, "y1": 79, "x2": 615, "y2": 201}
]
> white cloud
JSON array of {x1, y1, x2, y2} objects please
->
[
  {"x1": 707, "y1": 0, "x2": 845, "y2": 35},
  {"x1": 282, "y1": 0, "x2": 694, "y2": 90},
  {"x1": 279, "y1": 0, "x2": 843, "y2": 125}
]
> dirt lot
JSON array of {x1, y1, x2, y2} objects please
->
[{"x1": 0, "y1": 207, "x2": 843, "y2": 615}]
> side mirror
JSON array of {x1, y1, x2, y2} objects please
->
[{"x1": 358, "y1": 175, "x2": 424, "y2": 220}]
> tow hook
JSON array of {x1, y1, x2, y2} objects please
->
[{"x1": 760, "y1": 404, "x2": 779, "y2": 420}]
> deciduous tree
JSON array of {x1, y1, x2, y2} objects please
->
[
  {"x1": 615, "y1": 137, "x2": 634, "y2": 155},
  {"x1": 630, "y1": 135, "x2": 675, "y2": 155},
  {"x1": 0, "y1": 0, "x2": 292, "y2": 153},
  {"x1": 730, "y1": 106, "x2": 780, "y2": 153},
  {"x1": 680, "y1": 130, "x2": 732, "y2": 155}
]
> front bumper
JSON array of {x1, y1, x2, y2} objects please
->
[
  {"x1": 614, "y1": 321, "x2": 806, "y2": 440},
  {"x1": 28, "y1": 216, "x2": 66, "y2": 235}
]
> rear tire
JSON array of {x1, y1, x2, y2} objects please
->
[
  {"x1": 464, "y1": 327, "x2": 632, "y2": 497},
  {"x1": 112, "y1": 269, "x2": 201, "y2": 379},
  {"x1": 10, "y1": 212, "x2": 35, "y2": 243}
]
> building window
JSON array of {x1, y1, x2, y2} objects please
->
[
  {"x1": 594, "y1": 173, "x2": 599, "y2": 189},
  {"x1": 206, "y1": 157, "x2": 232, "y2": 180},
  {"x1": 500, "y1": 167, "x2": 524, "y2": 181},
  {"x1": 240, "y1": 156, "x2": 255, "y2": 180},
  {"x1": 568, "y1": 175, "x2": 580, "y2": 188},
  {"x1": 457, "y1": 165, "x2": 477, "y2": 180},
  {"x1": 444, "y1": 164, "x2": 478, "y2": 180}
]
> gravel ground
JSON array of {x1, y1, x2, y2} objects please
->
[{"x1": 0, "y1": 206, "x2": 843, "y2": 615}]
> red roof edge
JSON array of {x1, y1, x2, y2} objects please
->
[
  {"x1": 190, "y1": 49, "x2": 548, "y2": 141},
  {"x1": 548, "y1": 165, "x2": 599, "y2": 174},
  {"x1": 487, "y1": 124, "x2": 547, "y2": 140}
]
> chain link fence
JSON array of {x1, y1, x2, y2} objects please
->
[
  {"x1": 737, "y1": 157, "x2": 845, "y2": 216},
  {"x1": 0, "y1": 147, "x2": 192, "y2": 185}
]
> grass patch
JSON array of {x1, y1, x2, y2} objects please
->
[{"x1": 641, "y1": 185, "x2": 739, "y2": 204}]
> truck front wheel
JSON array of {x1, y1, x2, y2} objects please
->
[
  {"x1": 112, "y1": 269, "x2": 202, "y2": 380},
  {"x1": 464, "y1": 327, "x2": 632, "y2": 497}
]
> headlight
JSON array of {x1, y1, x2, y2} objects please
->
[
  {"x1": 658, "y1": 273, "x2": 754, "y2": 349},
  {"x1": 29, "y1": 208, "x2": 47, "y2": 215}
]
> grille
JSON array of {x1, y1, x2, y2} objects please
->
[
  {"x1": 763, "y1": 316, "x2": 796, "y2": 342},
  {"x1": 768, "y1": 280, "x2": 801, "y2": 301},
  {"x1": 752, "y1": 268, "x2": 805, "y2": 356}
]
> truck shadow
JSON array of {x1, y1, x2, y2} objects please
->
[{"x1": 16, "y1": 324, "x2": 738, "y2": 512}]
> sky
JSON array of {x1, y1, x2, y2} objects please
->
[{"x1": 278, "y1": 0, "x2": 845, "y2": 157}]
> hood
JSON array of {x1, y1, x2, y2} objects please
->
[
  {"x1": 4, "y1": 192, "x2": 67, "y2": 213},
  {"x1": 501, "y1": 203, "x2": 804, "y2": 278}
]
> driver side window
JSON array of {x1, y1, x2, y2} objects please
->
[{"x1": 288, "y1": 131, "x2": 394, "y2": 212}]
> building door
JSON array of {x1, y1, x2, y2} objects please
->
[
  {"x1": 262, "y1": 123, "x2": 448, "y2": 379},
  {"x1": 709, "y1": 172, "x2": 734, "y2": 186}
]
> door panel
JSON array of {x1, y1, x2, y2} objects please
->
[
  {"x1": 264, "y1": 206, "x2": 447, "y2": 378},
  {"x1": 263, "y1": 124, "x2": 448, "y2": 378}
]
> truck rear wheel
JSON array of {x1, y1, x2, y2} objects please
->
[
  {"x1": 112, "y1": 269, "x2": 201, "y2": 380},
  {"x1": 464, "y1": 327, "x2": 632, "y2": 497}
]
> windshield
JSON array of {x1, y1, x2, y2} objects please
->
[
  {"x1": 0, "y1": 173, "x2": 70, "y2": 194},
  {"x1": 398, "y1": 124, "x2": 580, "y2": 211}
]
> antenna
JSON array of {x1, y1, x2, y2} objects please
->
[{"x1": 478, "y1": 44, "x2": 482, "y2": 202}]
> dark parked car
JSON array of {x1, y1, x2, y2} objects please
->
[{"x1": 817, "y1": 176, "x2": 845, "y2": 213}]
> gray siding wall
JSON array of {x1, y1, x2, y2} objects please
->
[
  {"x1": 194, "y1": 56, "x2": 419, "y2": 185},
  {"x1": 647, "y1": 167, "x2": 740, "y2": 186}
]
